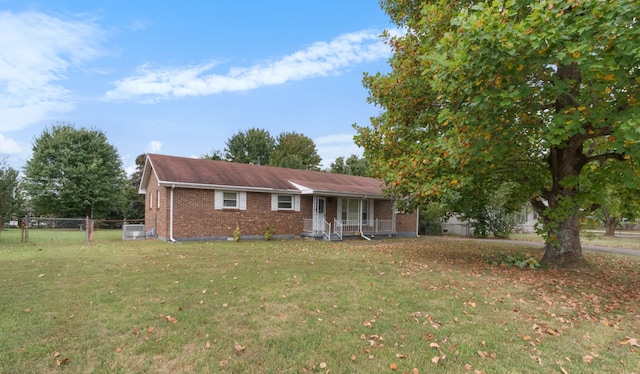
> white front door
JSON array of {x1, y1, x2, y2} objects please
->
[{"x1": 313, "y1": 197, "x2": 326, "y2": 232}]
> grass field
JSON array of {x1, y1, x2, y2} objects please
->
[{"x1": 1, "y1": 230, "x2": 638, "y2": 373}]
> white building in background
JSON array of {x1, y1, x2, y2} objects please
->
[{"x1": 441, "y1": 205, "x2": 538, "y2": 236}]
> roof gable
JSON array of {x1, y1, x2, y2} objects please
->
[{"x1": 140, "y1": 154, "x2": 386, "y2": 197}]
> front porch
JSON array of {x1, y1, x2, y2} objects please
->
[
  {"x1": 302, "y1": 218, "x2": 396, "y2": 241},
  {"x1": 300, "y1": 195, "x2": 397, "y2": 241}
]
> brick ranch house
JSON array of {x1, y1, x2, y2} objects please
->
[{"x1": 139, "y1": 154, "x2": 418, "y2": 241}]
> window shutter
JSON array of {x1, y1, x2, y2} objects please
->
[
  {"x1": 214, "y1": 190, "x2": 223, "y2": 210},
  {"x1": 294, "y1": 195, "x2": 301, "y2": 212},
  {"x1": 271, "y1": 194, "x2": 278, "y2": 211},
  {"x1": 238, "y1": 192, "x2": 247, "y2": 210}
]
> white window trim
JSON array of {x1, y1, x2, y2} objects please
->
[
  {"x1": 271, "y1": 194, "x2": 300, "y2": 211},
  {"x1": 215, "y1": 190, "x2": 247, "y2": 210},
  {"x1": 149, "y1": 191, "x2": 153, "y2": 209},
  {"x1": 157, "y1": 189, "x2": 160, "y2": 208}
]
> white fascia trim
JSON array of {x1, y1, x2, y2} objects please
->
[{"x1": 289, "y1": 181, "x2": 313, "y2": 194}]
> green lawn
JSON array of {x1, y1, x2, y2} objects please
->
[{"x1": 1, "y1": 232, "x2": 638, "y2": 373}]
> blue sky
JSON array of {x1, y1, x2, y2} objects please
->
[{"x1": 0, "y1": 1, "x2": 395, "y2": 174}]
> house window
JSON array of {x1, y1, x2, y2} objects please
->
[
  {"x1": 341, "y1": 199, "x2": 370, "y2": 223},
  {"x1": 223, "y1": 192, "x2": 238, "y2": 208},
  {"x1": 271, "y1": 193, "x2": 300, "y2": 211},
  {"x1": 278, "y1": 195, "x2": 293, "y2": 210},
  {"x1": 215, "y1": 191, "x2": 247, "y2": 210}
]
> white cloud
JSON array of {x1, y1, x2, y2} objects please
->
[
  {"x1": 0, "y1": 133, "x2": 22, "y2": 154},
  {"x1": 315, "y1": 133, "x2": 363, "y2": 168},
  {"x1": 145, "y1": 140, "x2": 162, "y2": 153},
  {"x1": 106, "y1": 29, "x2": 391, "y2": 102},
  {"x1": 0, "y1": 11, "x2": 106, "y2": 131}
]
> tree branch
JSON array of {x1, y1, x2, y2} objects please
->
[{"x1": 584, "y1": 152, "x2": 626, "y2": 166}]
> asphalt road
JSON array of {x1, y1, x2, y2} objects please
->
[{"x1": 440, "y1": 237, "x2": 640, "y2": 257}]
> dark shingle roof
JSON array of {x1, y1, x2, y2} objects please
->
[{"x1": 141, "y1": 154, "x2": 386, "y2": 197}]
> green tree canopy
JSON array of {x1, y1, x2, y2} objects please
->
[
  {"x1": 270, "y1": 131, "x2": 322, "y2": 170},
  {"x1": 580, "y1": 159, "x2": 640, "y2": 236},
  {"x1": 0, "y1": 158, "x2": 24, "y2": 226},
  {"x1": 122, "y1": 153, "x2": 147, "y2": 220},
  {"x1": 355, "y1": 0, "x2": 640, "y2": 268},
  {"x1": 329, "y1": 154, "x2": 371, "y2": 176},
  {"x1": 224, "y1": 128, "x2": 275, "y2": 165},
  {"x1": 23, "y1": 124, "x2": 127, "y2": 219}
]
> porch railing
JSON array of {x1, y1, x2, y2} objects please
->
[
  {"x1": 334, "y1": 219, "x2": 343, "y2": 240},
  {"x1": 302, "y1": 218, "x2": 332, "y2": 239},
  {"x1": 336, "y1": 219, "x2": 395, "y2": 235},
  {"x1": 303, "y1": 218, "x2": 314, "y2": 233},
  {"x1": 304, "y1": 218, "x2": 395, "y2": 237}
]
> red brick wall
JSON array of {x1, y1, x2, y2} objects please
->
[
  {"x1": 396, "y1": 211, "x2": 418, "y2": 235},
  {"x1": 170, "y1": 189, "x2": 313, "y2": 239},
  {"x1": 144, "y1": 172, "x2": 170, "y2": 239}
]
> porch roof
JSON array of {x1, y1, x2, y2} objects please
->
[{"x1": 140, "y1": 154, "x2": 387, "y2": 198}]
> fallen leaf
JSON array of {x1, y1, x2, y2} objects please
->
[
  {"x1": 24, "y1": 308, "x2": 30, "y2": 313},
  {"x1": 622, "y1": 337, "x2": 640, "y2": 347},
  {"x1": 56, "y1": 357, "x2": 69, "y2": 366},
  {"x1": 53, "y1": 352, "x2": 60, "y2": 358},
  {"x1": 319, "y1": 362, "x2": 327, "y2": 369},
  {"x1": 411, "y1": 369, "x2": 420, "y2": 374},
  {"x1": 582, "y1": 355, "x2": 594, "y2": 363},
  {"x1": 116, "y1": 347, "x2": 122, "y2": 353},
  {"x1": 431, "y1": 356, "x2": 440, "y2": 364},
  {"x1": 390, "y1": 362, "x2": 398, "y2": 370},
  {"x1": 206, "y1": 341, "x2": 211, "y2": 349},
  {"x1": 234, "y1": 342, "x2": 245, "y2": 354},
  {"x1": 429, "y1": 342, "x2": 440, "y2": 349},
  {"x1": 396, "y1": 353, "x2": 406, "y2": 359},
  {"x1": 219, "y1": 359, "x2": 229, "y2": 367},
  {"x1": 165, "y1": 315, "x2": 177, "y2": 323},
  {"x1": 478, "y1": 351, "x2": 489, "y2": 359},
  {"x1": 147, "y1": 326, "x2": 155, "y2": 334},
  {"x1": 38, "y1": 274, "x2": 45, "y2": 278}
]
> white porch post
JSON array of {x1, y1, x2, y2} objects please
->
[
  {"x1": 358, "y1": 199, "x2": 363, "y2": 233},
  {"x1": 312, "y1": 194, "x2": 318, "y2": 233}
]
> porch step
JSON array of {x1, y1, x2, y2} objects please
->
[{"x1": 324, "y1": 233, "x2": 342, "y2": 242}]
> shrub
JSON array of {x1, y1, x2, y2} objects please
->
[
  {"x1": 264, "y1": 225, "x2": 274, "y2": 241},
  {"x1": 482, "y1": 252, "x2": 540, "y2": 269},
  {"x1": 233, "y1": 224, "x2": 241, "y2": 242}
]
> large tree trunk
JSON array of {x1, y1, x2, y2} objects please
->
[
  {"x1": 539, "y1": 208, "x2": 587, "y2": 268},
  {"x1": 601, "y1": 207, "x2": 618, "y2": 236},
  {"x1": 535, "y1": 62, "x2": 589, "y2": 269}
]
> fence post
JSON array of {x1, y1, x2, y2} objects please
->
[{"x1": 21, "y1": 216, "x2": 29, "y2": 243}]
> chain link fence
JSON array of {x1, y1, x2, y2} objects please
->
[{"x1": 1, "y1": 217, "x2": 145, "y2": 244}]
